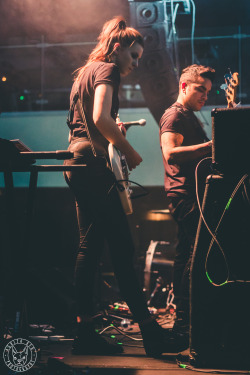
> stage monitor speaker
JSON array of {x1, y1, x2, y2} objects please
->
[
  {"x1": 129, "y1": 1, "x2": 178, "y2": 123},
  {"x1": 190, "y1": 174, "x2": 250, "y2": 369},
  {"x1": 212, "y1": 106, "x2": 250, "y2": 175},
  {"x1": 129, "y1": 1, "x2": 166, "y2": 27}
]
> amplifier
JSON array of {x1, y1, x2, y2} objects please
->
[
  {"x1": 190, "y1": 174, "x2": 250, "y2": 369},
  {"x1": 212, "y1": 106, "x2": 250, "y2": 175}
]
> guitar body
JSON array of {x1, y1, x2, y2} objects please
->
[{"x1": 108, "y1": 143, "x2": 133, "y2": 215}]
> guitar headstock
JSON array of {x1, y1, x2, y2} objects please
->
[{"x1": 221, "y1": 70, "x2": 239, "y2": 108}]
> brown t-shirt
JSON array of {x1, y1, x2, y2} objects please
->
[
  {"x1": 69, "y1": 61, "x2": 120, "y2": 158},
  {"x1": 159, "y1": 102, "x2": 211, "y2": 198}
]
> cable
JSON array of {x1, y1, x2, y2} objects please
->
[
  {"x1": 195, "y1": 160, "x2": 250, "y2": 286},
  {"x1": 170, "y1": 0, "x2": 179, "y2": 38},
  {"x1": 98, "y1": 314, "x2": 176, "y2": 343},
  {"x1": 204, "y1": 173, "x2": 250, "y2": 286},
  {"x1": 190, "y1": 0, "x2": 196, "y2": 63},
  {"x1": 166, "y1": 287, "x2": 175, "y2": 310},
  {"x1": 195, "y1": 158, "x2": 230, "y2": 286},
  {"x1": 177, "y1": 359, "x2": 250, "y2": 374},
  {"x1": 195, "y1": 158, "x2": 224, "y2": 253},
  {"x1": 170, "y1": 0, "x2": 180, "y2": 78},
  {"x1": 116, "y1": 179, "x2": 149, "y2": 199},
  {"x1": 98, "y1": 324, "x2": 143, "y2": 342},
  {"x1": 242, "y1": 178, "x2": 250, "y2": 205}
]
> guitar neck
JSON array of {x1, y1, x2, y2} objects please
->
[{"x1": 224, "y1": 71, "x2": 239, "y2": 108}]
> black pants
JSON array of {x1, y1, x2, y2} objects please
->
[
  {"x1": 64, "y1": 151, "x2": 151, "y2": 323},
  {"x1": 168, "y1": 195, "x2": 200, "y2": 326}
]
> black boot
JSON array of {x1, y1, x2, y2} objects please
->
[
  {"x1": 140, "y1": 320, "x2": 189, "y2": 357},
  {"x1": 72, "y1": 322, "x2": 124, "y2": 355}
]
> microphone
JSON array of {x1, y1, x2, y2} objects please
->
[{"x1": 122, "y1": 119, "x2": 146, "y2": 128}]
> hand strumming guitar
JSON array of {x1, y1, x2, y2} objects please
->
[
  {"x1": 124, "y1": 148, "x2": 143, "y2": 171},
  {"x1": 116, "y1": 114, "x2": 142, "y2": 170}
]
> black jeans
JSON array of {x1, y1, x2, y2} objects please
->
[
  {"x1": 168, "y1": 195, "x2": 200, "y2": 326},
  {"x1": 64, "y1": 146, "x2": 151, "y2": 323}
]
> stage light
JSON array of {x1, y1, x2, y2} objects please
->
[
  {"x1": 1, "y1": 76, "x2": 7, "y2": 82},
  {"x1": 19, "y1": 95, "x2": 25, "y2": 101}
]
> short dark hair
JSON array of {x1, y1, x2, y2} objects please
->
[{"x1": 179, "y1": 64, "x2": 216, "y2": 86}]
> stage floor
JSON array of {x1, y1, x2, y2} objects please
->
[
  {"x1": 1, "y1": 326, "x2": 247, "y2": 374},
  {"x1": 1, "y1": 313, "x2": 247, "y2": 374},
  {"x1": 37, "y1": 340, "x2": 191, "y2": 375},
  {"x1": 35, "y1": 340, "x2": 247, "y2": 375}
]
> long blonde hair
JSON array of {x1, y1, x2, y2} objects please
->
[{"x1": 75, "y1": 16, "x2": 144, "y2": 79}]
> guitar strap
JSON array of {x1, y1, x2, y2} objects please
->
[
  {"x1": 66, "y1": 84, "x2": 97, "y2": 157},
  {"x1": 76, "y1": 93, "x2": 97, "y2": 157}
]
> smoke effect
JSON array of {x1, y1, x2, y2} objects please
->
[
  {"x1": 0, "y1": 0, "x2": 129, "y2": 43},
  {"x1": 0, "y1": 0, "x2": 132, "y2": 112}
]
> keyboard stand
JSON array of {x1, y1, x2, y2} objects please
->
[{"x1": 0, "y1": 163, "x2": 86, "y2": 340}]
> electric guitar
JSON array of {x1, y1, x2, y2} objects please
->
[
  {"x1": 108, "y1": 143, "x2": 133, "y2": 215},
  {"x1": 221, "y1": 70, "x2": 239, "y2": 108},
  {"x1": 108, "y1": 118, "x2": 146, "y2": 215}
]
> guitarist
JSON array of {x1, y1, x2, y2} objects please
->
[
  {"x1": 64, "y1": 16, "x2": 187, "y2": 356},
  {"x1": 160, "y1": 64, "x2": 215, "y2": 341}
]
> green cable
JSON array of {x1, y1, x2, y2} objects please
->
[
  {"x1": 225, "y1": 197, "x2": 232, "y2": 210},
  {"x1": 206, "y1": 271, "x2": 228, "y2": 286},
  {"x1": 179, "y1": 363, "x2": 187, "y2": 369}
]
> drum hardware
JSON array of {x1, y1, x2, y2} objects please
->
[
  {"x1": 144, "y1": 240, "x2": 175, "y2": 308},
  {"x1": 144, "y1": 209, "x2": 173, "y2": 222}
]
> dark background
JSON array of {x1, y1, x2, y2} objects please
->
[{"x1": 0, "y1": 0, "x2": 250, "y2": 115}]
